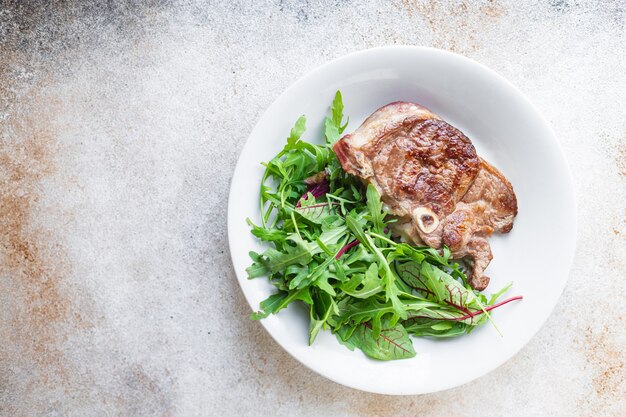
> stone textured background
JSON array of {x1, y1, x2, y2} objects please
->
[{"x1": 0, "y1": 1, "x2": 624, "y2": 416}]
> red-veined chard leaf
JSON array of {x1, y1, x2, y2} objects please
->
[
  {"x1": 396, "y1": 260, "x2": 482, "y2": 311},
  {"x1": 402, "y1": 318, "x2": 470, "y2": 338},
  {"x1": 295, "y1": 200, "x2": 338, "y2": 224},
  {"x1": 341, "y1": 318, "x2": 416, "y2": 361}
]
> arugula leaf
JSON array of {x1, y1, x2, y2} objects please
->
[
  {"x1": 287, "y1": 116, "x2": 307, "y2": 147},
  {"x1": 327, "y1": 95, "x2": 342, "y2": 140},
  {"x1": 335, "y1": 296, "x2": 392, "y2": 327},
  {"x1": 245, "y1": 251, "x2": 271, "y2": 279},
  {"x1": 365, "y1": 185, "x2": 386, "y2": 234},
  {"x1": 250, "y1": 292, "x2": 288, "y2": 320},
  {"x1": 291, "y1": 252, "x2": 336, "y2": 292},
  {"x1": 274, "y1": 287, "x2": 313, "y2": 313},
  {"x1": 324, "y1": 118, "x2": 340, "y2": 146},
  {"x1": 315, "y1": 225, "x2": 348, "y2": 251},
  {"x1": 313, "y1": 269, "x2": 336, "y2": 296},
  {"x1": 488, "y1": 281, "x2": 513, "y2": 304},
  {"x1": 339, "y1": 262, "x2": 383, "y2": 298},
  {"x1": 345, "y1": 226, "x2": 400, "y2": 320},
  {"x1": 325, "y1": 91, "x2": 348, "y2": 144},
  {"x1": 332, "y1": 91, "x2": 345, "y2": 128},
  {"x1": 309, "y1": 289, "x2": 337, "y2": 345},
  {"x1": 247, "y1": 218, "x2": 287, "y2": 242},
  {"x1": 246, "y1": 235, "x2": 313, "y2": 278}
]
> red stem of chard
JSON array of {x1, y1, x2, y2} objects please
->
[
  {"x1": 452, "y1": 295, "x2": 523, "y2": 322},
  {"x1": 335, "y1": 240, "x2": 360, "y2": 259},
  {"x1": 407, "y1": 295, "x2": 523, "y2": 323},
  {"x1": 480, "y1": 295, "x2": 523, "y2": 313}
]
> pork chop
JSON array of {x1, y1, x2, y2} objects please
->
[{"x1": 333, "y1": 102, "x2": 517, "y2": 290}]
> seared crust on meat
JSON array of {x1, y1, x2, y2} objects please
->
[
  {"x1": 334, "y1": 103, "x2": 480, "y2": 219},
  {"x1": 369, "y1": 118, "x2": 480, "y2": 217},
  {"x1": 333, "y1": 102, "x2": 518, "y2": 290}
]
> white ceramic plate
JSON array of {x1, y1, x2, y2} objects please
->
[{"x1": 228, "y1": 46, "x2": 576, "y2": 395}]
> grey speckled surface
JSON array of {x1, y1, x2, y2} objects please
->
[{"x1": 0, "y1": 1, "x2": 624, "y2": 416}]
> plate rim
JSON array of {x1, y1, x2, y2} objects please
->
[{"x1": 227, "y1": 45, "x2": 578, "y2": 395}]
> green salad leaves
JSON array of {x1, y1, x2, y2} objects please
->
[{"x1": 246, "y1": 91, "x2": 522, "y2": 361}]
